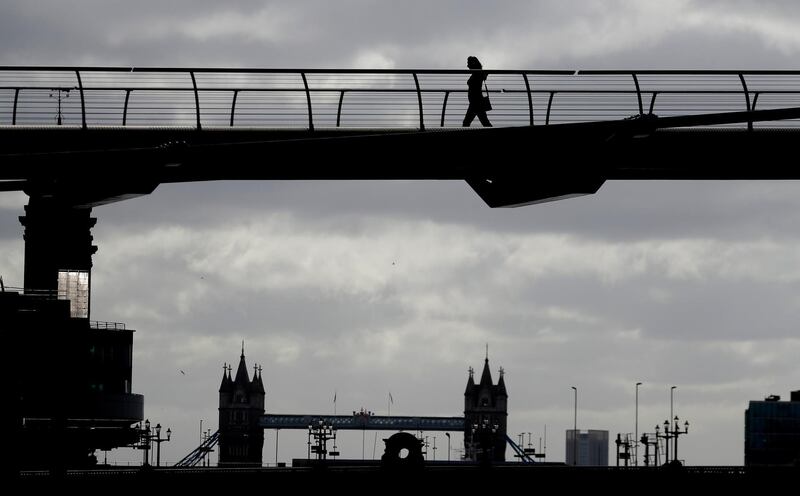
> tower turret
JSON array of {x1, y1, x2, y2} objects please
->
[
  {"x1": 218, "y1": 345, "x2": 265, "y2": 467},
  {"x1": 463, "y1": 352, "x2": 508, "y2": 463}
]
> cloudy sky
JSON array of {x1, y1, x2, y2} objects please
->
[{"x1": 2, "y1": 0, "x2": 800, "y2": 466}]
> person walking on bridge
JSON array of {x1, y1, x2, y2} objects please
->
[{"x1": 462, "y1": 56, "x2": 492, "y2": 127}]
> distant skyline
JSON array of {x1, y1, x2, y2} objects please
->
[{"x1": 2, "y1": 1, "x2": 800, "y2": 465}]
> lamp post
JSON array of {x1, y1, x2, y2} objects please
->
[
  {"x1": 309, "y1": 419, "x2": 335, "y2": 462},
  {"x1": 670, "y1": 386, "x2": 676, "y2": 425},
  {"x1": 307, "y1": 424, "x2": 312, "y2": 460},
  {"x1": 670, "y1": 385, "x2": 676, "y2": 460},
  {"x1": 635, "y1": 382, "x2": 642, "y2": 466},
  {"x1": 200, "y1": 429, "x2": 212, "y2": 467},
  {"x1": 143, "y1": 419, "x2": 151, "y2": 466},
  {"x1": 152, "y1": 423, "x2": 171, "y2": 467},
  {"x1": 671, "y1": 417, "x2": 689, "y2": 464},
  {"x1": 445, "y1": 432, "x2": 451, "y2": 462},
  {"x1": 571, "y1": 386, "x2": 577, "y2": 466}
]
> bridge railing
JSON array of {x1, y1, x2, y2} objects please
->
[{"x1": 3, "y1": 67, "x2": 800, "y2": 130}]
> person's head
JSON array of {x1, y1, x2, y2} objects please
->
[{"x1": 467, "y1": 56, "x2": 482, "y2": 70}]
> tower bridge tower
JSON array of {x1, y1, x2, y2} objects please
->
[
  {"x1": 218, "y1": 346, "x2": 265, "y2": 467},
  {"x1": 464, "y1": 353, "x2": 508, "y2": 462}
]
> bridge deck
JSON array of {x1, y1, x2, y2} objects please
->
[{"x1": 6, "y1": 67, "x2": 800, "y2": 206}]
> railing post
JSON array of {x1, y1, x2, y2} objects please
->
[
  {"x1": 337, "y1": 90, "x2": 345, "y2": 128},
  {"x1": 631, "y1": 73, "x2": 644, "y2": 115},
  {"x1": 546, "y1": 91, "x2": 555, "y2": 125},
  {"x1": 440, "y1": 91, "x2": 450, "y2": 128},
  {"x1": 523, "y1": 73, "x2": 534, "y2": 126},
  {"x1": 412, "y1": 72, "x2": 425, "y2": 131},
  {"x1": 190, "y1": 71, "x2": 201, "y2": 130},
  {"x1": 648, "y1": 92, "x2": 658, "y2": 115},
  {"x1": 75, "y1": 70, "x2": 87, "y2": 129},
  {"x1": 301, "y1": 72, "x2": 314, "y2": 131},
  {"x1": 230, "y1": 90, "x2": 239, "y2": 127},
  {"x1": 123, "y1": 89, "x2": 131, "y2": 126},
  {"x1": 739, "y1": 73, "x2": 753, "y2": 131},
  {"x1": 12, "y1": 88, "x2": 19, "y2": 125}
]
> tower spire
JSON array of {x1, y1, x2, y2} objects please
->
[
  {"x1": 241, "y1": 340, "x2": 245, "y2": 358},
  {"x1": 485, "y1": 343, "x2": 488, "y2": 361}
]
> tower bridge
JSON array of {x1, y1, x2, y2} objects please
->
[{"x1": 214, "y1": 348, "x2": 511, "y2": 467}]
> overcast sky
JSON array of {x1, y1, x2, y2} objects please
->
[{"x1": 2, "y1": 0, "x2": 800, "y2": 466}]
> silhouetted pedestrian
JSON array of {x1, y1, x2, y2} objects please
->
[{"x1": 463, "y1": 56, "x2": 492, "y2": 127}]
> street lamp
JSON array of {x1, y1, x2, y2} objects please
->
[
  {"x1": 445, "y1": 432, "x2": 451, "y2": 462},
  {"x1": 656, "y1": 424, "x2": 669, "y2": 466},
  {"x1": 672, "y1": 417, "x2": 689, "y2": 464},
  {"x1": 670, "y1": 385, "x2": 677, "y2": 461},
  {"x1": 670, "y1": 386, "x2": 676, "y2": 424},
  {"x1": 152, "y1": 423, "x2": 171, "y2": 467},
  {"x1": 308, "y1": 419, "x2": 335, "y2": 462},
  {"x1": 571, "y1": 386, "x2": 578, "y2": 466},
  {"x1": 144, "y1": 419, "x2": 151, "y2": 465},
  {"x1": 635, "y1": 382, "x2": 642, "y2": 467}
]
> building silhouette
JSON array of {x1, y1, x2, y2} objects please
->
[
  {"x1": 745, "y1": 390, "x2": 800, "y2": 466},
  {"x1": 4, "y1": 199, "x2": 143, "y2": 472},
  {"x1": 218, "y1": 347, "x2": 265, "y2": 467},
  {"x1": 566, "y1": 430, "x2": 609, "y2": 466},
  {"x1": 463, "y1": 355, "x2": 508, "y2": 462}
]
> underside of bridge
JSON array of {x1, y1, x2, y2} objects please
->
[{"x1": 3, "y1": 112, "x2": 800, "y2": 209}]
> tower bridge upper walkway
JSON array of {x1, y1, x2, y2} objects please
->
[
  {"x1": 4, "y1": 67, "x2": 800, "y2": 206},
  {"x1": 261, "y1": 414, "x2": 465, "y2": 432}
]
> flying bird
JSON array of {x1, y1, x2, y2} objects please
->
[{"x1": 180, "y1": 370, "x2": 186, "y2": 375}]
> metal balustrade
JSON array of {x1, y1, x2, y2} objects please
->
[{"x1": 3, "y1": 67, "x2": 800, "y2": 130}]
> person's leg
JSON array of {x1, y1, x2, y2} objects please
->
[
  {"x1": 463, "y1": 106, "x2": 477, "y2": 127},
  {"x1": 477, "y1": 111, "x2": 492, "y2": 127}
]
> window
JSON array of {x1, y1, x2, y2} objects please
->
[{"x1": 58, "y1": 270, "x2": 89, "y2": 318}]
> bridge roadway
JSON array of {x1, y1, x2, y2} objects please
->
[
  {"x1": 4, "y1": 67, "x2": 800, "y2": 206},
  {"x1": 260, "y1": 413, "x2": 464, "y2": 431}
]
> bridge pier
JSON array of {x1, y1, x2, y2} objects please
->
[{"x1": 20, "y1": 195, "x2": 97, "y2": 308}]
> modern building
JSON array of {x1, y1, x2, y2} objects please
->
[
  {"x1": 745, "y1": 390, "x2": 800, "y2": 466},
  {"x1": 463, "y1": 355, "x2": 508, "y2": 463},
  {"x1": 218, "y1": 347, "x2": 265, "y2": 467},
  {"x1": 4, "y1": 200, "x2": 144, "y2": 472},
  {"x1": 566, "y1": 429, "x2": 609, "y2": 466}
]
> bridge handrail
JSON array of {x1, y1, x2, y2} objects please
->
[{"x1": 4, "y1": 67, "x2": 800, "y2": 130}]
